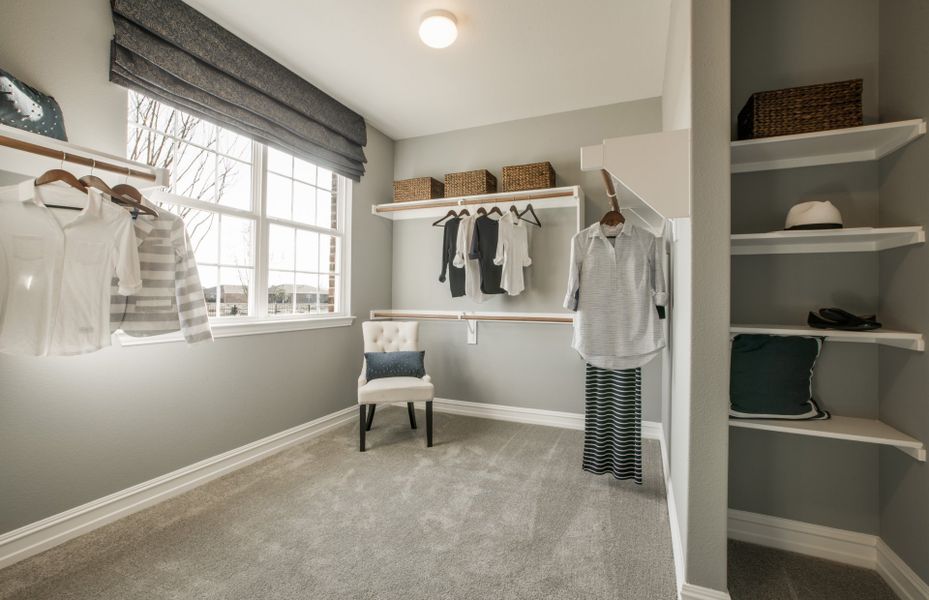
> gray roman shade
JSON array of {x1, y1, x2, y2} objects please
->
[{"x1": 110, "y1": 0, "x2": 366, "y2": 180}]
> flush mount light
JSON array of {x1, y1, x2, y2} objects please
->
[{"x1": 419, "y1": 10, "x2": 458, "y2": 49}]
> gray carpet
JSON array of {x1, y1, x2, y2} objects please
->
[
  {"x1": 728, "y1": 539, "x2": 899, "y2": 600},
  {"x1": 0, "y1": 408, "x2": 677, "y2": 600}
]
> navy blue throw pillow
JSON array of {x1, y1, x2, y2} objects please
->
[{"x1": 364, "y1": 351, "x2": 426, "y2": 381}]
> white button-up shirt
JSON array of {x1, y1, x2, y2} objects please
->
[
  {"x1": 564, "y1": 223, "x2": 667, "y2": 369},
  {"x1": 0, "y1": 181, "x2": 142, "y2": 356}
]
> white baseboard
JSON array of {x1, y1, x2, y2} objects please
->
[
  {"x1": 431, "y1": 397, "x2": 663, "y2": 439},
  {"x1": 729, "y1": 509, "x2": 929, "y2": 600},
  {"x1": 877, "y1": 539, "x2": 929, "y2": 600},
  {"x1": 728, "y1": 508, "x2": 877, "y2": 569},
  {"x1": 679, "y1": 583, "x2": 732, "y2": 600},
  {"x1": 0, "y1": 405, "x2": 357, "y2": 570}
]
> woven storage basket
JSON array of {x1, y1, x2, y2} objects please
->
[
  {"x1": 737, "y1": 79, "x2": 863, "y2": 140},
  {"x1": 393, "y1": 177, "x2": 444, "y2": 202},
  {"x1": 444, "y1": 169, "x2": 497, "y2": 197},
  {"x1": 501, "y1": 162, "x2": 556, "y2": 192}
]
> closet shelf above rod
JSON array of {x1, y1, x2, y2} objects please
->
[
  {"x1": 371, "y1": 185, "x2": 583, "y2": 221},
  {"x1": 0, "y1": 123, "x2": 168, "y2": 185},
  {"x1": 731, "y1": 324, "x2": 925, "y2": 352}
]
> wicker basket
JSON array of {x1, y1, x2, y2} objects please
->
[
  {"x1": 444, "y1": 169, "x2": 497, "y2": 197},
  {"x1": 737, "y1": 79, "x2": 863, "y2": 140},
  {"x1": 393, "y1": 177, "x2": 444, "y2": 202},
  {"x1": 501, "y1": 162, "x2": 556, "y2": 192}
]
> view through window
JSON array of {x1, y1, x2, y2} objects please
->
[{"x1": 127, "y1": 91, "x2": 348, "y2": 321}]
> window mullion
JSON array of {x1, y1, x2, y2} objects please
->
[{"x1": 254, "y1": 142, "x2": 269, "y2": 319}]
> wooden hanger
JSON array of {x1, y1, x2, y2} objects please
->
[
  {"x1": 34, "y1": 154, "x2": 88, "y2": 211},
  {"x1": 518, "y1": 203, "x2": 542, "y2": 227},
  {"x1": 80, "y1": 168, "x2": 157, "y2": 218},
  {"x1": 599, "y1": 169, "x2": 625, "y2": 227}
]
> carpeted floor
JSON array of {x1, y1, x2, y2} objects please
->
[
  {"x1": 728, "y1": 539, "x2": 899, "y2": 600},
  {"x1": 0, "y1": 408, "x2": 677, "y2": 600}
]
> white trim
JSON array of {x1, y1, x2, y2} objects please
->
[
  {"x1": 728, "y1": 509, "x2": 929, "y2": 600},
  {"x1": 728, "y1": 508, "x2": 876, "y2": 568},
  {"x1": 115, "y1": 315, "x2": 356, "y2": 346},
  {"x1": 658, "y1": 424, "x2": 685, "y2": 590},
  {"x1": 0, "y1": 406, "x2": 357, "y2": 570},
  {"x1": 877, "y1": 539, "x2": 929, "y2": 600},
  {"x1": 679, "y1": 583, "x2": 732, "y2": 600},
  {"x1": 431, "y1": 397, "x2": 662, "y2": 439}
]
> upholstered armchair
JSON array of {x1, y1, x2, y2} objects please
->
[{"x1": 357, "y1": 321, "x2": 434, "y2": 451}]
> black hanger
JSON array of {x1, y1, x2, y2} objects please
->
[
  {"x1": 476, "y1": 206, "x2": 487, "y2": 216},
  {"x1": 458, "y1": 208, "x2": 470, "y2": 216},
  {"x1": 431, "y1": 209, "x2": 458, "y2": 228},
  {"x1": 487, "y1": 206, "x2": 503, "y2": 217},
  {"x1": 518, "y1": 203, "x2": 542, "y2": 227}
]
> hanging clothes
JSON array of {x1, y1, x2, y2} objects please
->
[
  {"x1": 438, "y1": 216, "x2": 465, "y2": 297},
  {"x1": 493, "y1": 211, "x2": 532, "y2": 296},
  {"x1": 110, "y1": 195, "x2": 212, "y2": 343},
  {"x1": 468, "y1": 213, "x2": 505, "y2": 295},
  {"x1": 452, "y1": 213, "x2": 486, "y2": 303},
  {"x1": 563, "y1": 222, "x2": 667, "y2": 369},
  {"x1": 0, "y1": 181, "x2": 141, "y2": 356},
  {"x1": 565, "y1": 221, "x2": 666, "y2": 484},
  {"x1": 583, "y1": 364, "x2": 642, "y2": 484}
]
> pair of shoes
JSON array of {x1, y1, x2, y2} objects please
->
[{"x1": 808, "y1": 307, "x2": 882, "y2": 331}]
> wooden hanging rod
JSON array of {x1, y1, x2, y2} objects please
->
[
  {"x1": 374, "y1": 189, "x2": 576, "y2": 214},
  {"x1": 370, "y1": 310, "x2": 574, "y2": 324},
  {"x1": 0, "y1": 133, "x2": 158, "y2": 182}
]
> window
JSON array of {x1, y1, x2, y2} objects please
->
[{"x1": 127, "y1": 92, "x2": 350, "y2": 331}]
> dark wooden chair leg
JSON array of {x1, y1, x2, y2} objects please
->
[
  {"x1": 359, "y1": 405, "x2": 366, "y2": 452},
  {"x1": 426, "y1": 401, "x2": 433, "y2": 448},
  {"x1": 407, "y1": 402, "x2": 417, "y2": 429},
  {"x1": 366, "y1": 404, "x2": 376, "y2": 431}
]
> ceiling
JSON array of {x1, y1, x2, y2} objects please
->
[{"x1": 183, "y1": 0, "x2": 673, "y2": 140}]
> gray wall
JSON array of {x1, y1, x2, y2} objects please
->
[
  {"x1": 727, "y1": 0, "x2": 883, "y2": 534},
  {"x1": 392, "y1": 99, "x2": 664, "y2": 419},
  {"x1": 878, "y1": 0, "x2": 929, "y2": 584},
  {"x1": 0, "y1": 0, "x2": 394, "y2": 534}
]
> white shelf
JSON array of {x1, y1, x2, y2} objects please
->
[
  {"x1": 731, "y1": 324, "x2": 925, "y2": 351},
  {"x1": 731, "y1": 119, "x2": 927, "y2": 173},
  {"x1": 731, "y1": 226, "x2": 925, "y2": 255},
  {"x1": 371, "y1": 185, "x2": 583, "y2": 221},
  {"x1": 730, "y1": 415, "x2": 926, "y2": 461}
]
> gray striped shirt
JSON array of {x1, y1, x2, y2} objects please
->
[
  {"x1": 564, "y1": 223, "x2": 667, "y2": 369},
  {"x1": 110, "y1": 202, "x2": 212, "y2": 343}
]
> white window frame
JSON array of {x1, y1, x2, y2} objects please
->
[{"x1": 120, "y1": 114, "x2": 354, "y2": 346}]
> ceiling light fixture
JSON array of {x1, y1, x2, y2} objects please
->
[{"x1": 419, "y1": 10, "x2": 458, "y2": 49}]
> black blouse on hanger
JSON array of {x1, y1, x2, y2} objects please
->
[{"x1": 439, "y1": 217, "x2": 465, "y2": 297}]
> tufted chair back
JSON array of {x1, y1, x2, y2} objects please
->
[{"x1": 362, "y1": 321, "x2": 419, "y2": 353}]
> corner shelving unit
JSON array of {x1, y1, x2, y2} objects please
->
[
  {"x1": 730, "y1": 324, "x2": 924, "y2": 352},
  {"x1": 731, "y1": 119, "x2": 927, "y2": 173},
  {"x1": 729, "y1": 118, "x2": 927, "y2": 460},
  {"x1": 730, "y1": 416, "x2": 925, "y2": 462},
  {"x1": 731, "y1": 226, "x2": 925, "y2": 255}
]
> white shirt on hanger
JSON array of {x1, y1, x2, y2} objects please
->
[
  {"x1": 564, "y1": 222, "x2": 667, "y2": 369},
  {"x1": 452, "y1": 213, "x2": 486, "y2": 303},
  {"x1": 0, "y1": 181, "x2": 142, "y2": 356},
  {"x1": 493, "y1": 211, "x2": 532, "y2": 296}
]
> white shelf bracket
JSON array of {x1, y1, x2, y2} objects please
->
[
  {"x1": 465, "y1": 319, "x2": 478, "y2": 344},
  {"x1": 900, "y1": 445, "x2": 927, "y2": 462}
]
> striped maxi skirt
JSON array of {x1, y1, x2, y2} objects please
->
[{"x1": 582, "y1": 364, "x2": 642, "y2": 484}]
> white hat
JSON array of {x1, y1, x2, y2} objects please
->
[{"x1": 785, "y1": 201, "x2": 843, "y2": 231}]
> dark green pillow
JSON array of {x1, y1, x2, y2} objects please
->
[
  {"x1": 364, "y1": 351, "x2": 425, "y2": 381},
  {"x1": 729, "y1": 334, "x2": 829, "y2": 420}
]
